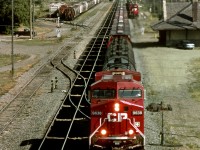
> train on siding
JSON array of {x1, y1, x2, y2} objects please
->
[
  {"x1": 49, "y1": 0, "x2": 101, "y2": 21},
  {"x1": 89, "y1": 0, "x2": 145, "y2": 149},
  {"x1": 126, "y1": 0, "x2": 139, "y2": 18}
]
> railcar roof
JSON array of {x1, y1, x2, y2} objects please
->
[
  {"x1": 110, "y1": 3, "x2": 130, "y2": 35},
  {"x1": 110, "y1": 19, "x2": 130, "y2": 35}
]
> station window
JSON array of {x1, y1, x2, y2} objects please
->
[
  {"x1": 92, "y1": 89, "x2": 115, "y2": 99},
  {"x1": 119, "y1": 89, "x2": 142, "y2": 98}
]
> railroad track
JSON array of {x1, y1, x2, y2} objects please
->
[
  {"x1": 37, "y1": 2, "x2": 118, "y2": 150},
  {"x1": 0, "y1": 63, "x2": 52, "y2": 134},
  {"x1": 0, "y1": 3, "x2": 110, "y2": 136},
  {"x1": 0, "y1": 30, "x2": 86, "y2": 135}
]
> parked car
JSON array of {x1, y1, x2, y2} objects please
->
[
  {"x1": 14, "y1": 28, "x2": 37, "y2": 37},
  {"x1": 176, "y1": 40, "x2": 195, "y2": 50}
]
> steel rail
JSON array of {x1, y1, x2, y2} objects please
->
[
  {"x1": 62, "y1": 2, "x2": 119, "y2": 149},
  {"x1": 61, "y1": 2, "x2": 119, "y2": 149},
  {"x1": 0, "y1": 17, "x2": 94, "y2": 135},
  {"x1": 38, "y1": 2, "x2": 118, "y2": 149}
]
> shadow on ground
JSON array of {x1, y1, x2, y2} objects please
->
[
  {"x1": 20, "y1": 139, "x2": 41, "y2": 150},
  {"x1": 132, "y1": 41, "x2": 165, "y2": 48}
]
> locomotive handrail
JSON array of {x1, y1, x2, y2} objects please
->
[
  {"x1": 89, "y1": 118, "x2": 108, "y2": 146},
  {"x1": 127, "y1": 118, "x2": 146, "y2": 145},
  {"x1": 89, "y1": 117, "x2": 145, "y2": 146}
]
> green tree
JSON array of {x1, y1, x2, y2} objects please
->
[{"x1": 0, "y1": 0, "x2": 30, "y2": 34}]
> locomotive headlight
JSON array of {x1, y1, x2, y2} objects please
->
[
  {"x1": 101, "y1": 129, "x2": 107, "y2": 135},
  {"x1": 114, "y1": 103, "x2": 120, "y2": 112},
  {"x1": 128, "y1": 129, "x2": 134, "y2": 135}
]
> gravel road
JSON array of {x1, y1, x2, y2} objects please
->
[{"x1": 130, "y1": 16, "x2": 200, "y2": 149}]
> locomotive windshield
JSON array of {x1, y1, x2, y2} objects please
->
[
  {"x1": 92, "y1": 89, "x2": 115, "y2": 99},
  {"x1": 119, "y1": 89, "x2": 142, "y2": 98}
]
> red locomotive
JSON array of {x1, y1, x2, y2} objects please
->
[
  {"x1": 89, "y1": 0, "x2": 145, "y2": 149},
  {"x1": 126, "y1": 0, "x2": 139, "y2": 18}
]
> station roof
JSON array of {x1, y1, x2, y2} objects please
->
[{"x1": 152, "y1": 2, "x2": 200, "y2": 31}]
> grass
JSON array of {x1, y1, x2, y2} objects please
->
[
  {"x1": 0, "y1": 20, "x2": 68, "y2": 96},
  {"x1": 14, "y1": 38, "x2": 59, "y2": 46},
  {"x1": 0, "y1": 53, "x2": 38, "y2": 96},
  {"x1": 186, "y1": 143, "x2": 200, "y2": 149},
  {"x1": 144, "y1": 82, "x2": 159, "y2": 99},
  {"x1": 0, "y1": 54, "x2": 29, "y2": 67},
  {"x1": 188, "y1": 58, "x2": 200, "y2": 101},
  {"x1": 0, "y1": 62, "x2": 35, "y2": 96},
  {"x1": 165, "y1": 136, "x2": 181, "y2": 146},
  {"x1": 0, "y1": 71, "x2": 16, "y2": 96}
]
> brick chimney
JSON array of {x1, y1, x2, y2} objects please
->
[{"x1": 192, "y1": 0, "x2": 198, "y2": 22}]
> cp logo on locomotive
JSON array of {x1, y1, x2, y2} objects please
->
[{"x1": 107, "y1": 113, "x2": 127, "y2": 122}]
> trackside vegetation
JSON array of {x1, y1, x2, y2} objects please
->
[
  {"x1": 0, "y1": 54, "x2": 30, "y2": 95},
  {"x1": 0, "y1": 0, "x2": 65, "y2": 34},
  {"x1": 188, "y1": 58, "x2": 200, "y2": 101},
  {"x1": 0, "y1": 0, "x2": 29, "y2": 34}
]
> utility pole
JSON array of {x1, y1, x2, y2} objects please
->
[
  {"x1": 30, "y1": 0, "x2": 33, "y2": 39},
  {"x1": 163, "y1": 0, "x2": 167, "y2": 21},
  {"x1": 11, "y1": 0, "x2": 14, "y2": 77},
  {"x1": 160, "y1": 102, "x2": 164, "y2": 145},
  {"x1": 33, "y1": 0, "x2": 35, "y2": 32}
]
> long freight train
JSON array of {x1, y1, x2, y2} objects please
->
[
  {"x1": 89, "y1": 0, "x2": 145, "y2": 149},
  {"x1": 50, "y1": 0, "x2": 101, "y2": 21}
]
